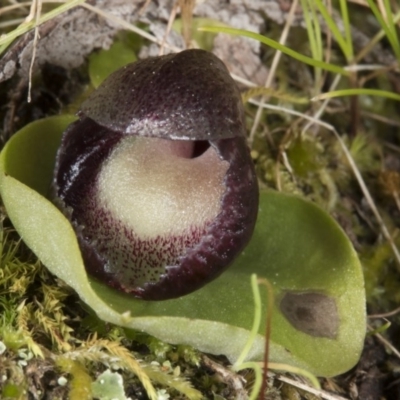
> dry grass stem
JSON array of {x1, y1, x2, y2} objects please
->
[
  {"x1": 277, "y1": 375, "x2": 350, "y2": 400},
  {"x1": 0, "y1": 0, "x2": 65, "y2": 17},
  {"x1": 369, "y1": 326, "x2": 400, "y2": 359},
  {"x1": 369, "y1": 305, "x2": 400, "y2": 319},
  {"x1": 332, "y1": 132, "x2": 400, "y2": 270},
  {"x1": 301, "y1": 74, "x2": 342, "y2": 135},
  {"x1": 138, "y1": 0, "x2": 152, "y2": 16},
  {"x1": 377, "y1": 0, "x2": 388, "y2": 22},
  {"x1": 362, "y1": 111, "x2": 400, "y2": 127},
  {"x1": 179, "y1": 0, "x2": 196, "y2": 48},
  {"x1": 347, "y1": 0, "x2": 369, "y2": 6},
  {"x1": 27, "y1": 0, "x2": 42, "y2": 103},
  {"x1": 159, "y1": 1, "x2": 179, "y2": 56},
  {"x1": 0, "y1": 18, "x2": 25, "y2": 29},
  {"x1": 248, "y1": 0, "x2": 300, "y2": 145},
  {"x1": 231, "y1": 73, "x2": 257, "y2": 88}
]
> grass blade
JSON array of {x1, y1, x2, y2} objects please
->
[
  {"x1": 312, "y1": 88, "x2": 400, "y2": 102},
  {"x1": 198, "y1": 26, "x2": 349, "y2": 76}
]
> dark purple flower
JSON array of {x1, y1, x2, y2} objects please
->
[{"x1": 53, "y1": 49, "x2": 258, "y2": 300}]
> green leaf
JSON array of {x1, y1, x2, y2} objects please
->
[
  {"x1": 0, "y1": 115, "x2": 76, "y2": 196},
  {"x1": 0, "y1": 116, "x2": 366, "y2": 377},
  {"x1": 88, "y1": 41, "x2": 137, "y2": 88}
]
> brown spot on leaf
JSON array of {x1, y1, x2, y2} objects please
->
[{"x1": 279, "y1": 291, "x2": 339, "y2": 339}]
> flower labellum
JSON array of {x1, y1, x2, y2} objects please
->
[{"x1": 53, "y1": 49, "x2": 259, "y2": 300}]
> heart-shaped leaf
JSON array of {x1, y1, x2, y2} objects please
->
[{"x1": 0, "y1": 116, "x2": 366, "y2": 377}]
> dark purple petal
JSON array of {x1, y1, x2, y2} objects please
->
[{"x1": 80, "y1": 49, "x2": 246, "y2": 140}]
